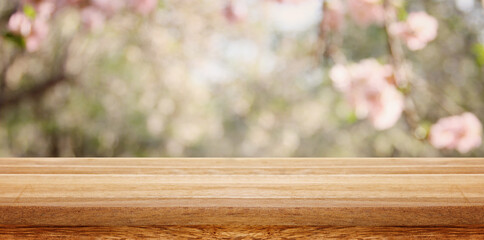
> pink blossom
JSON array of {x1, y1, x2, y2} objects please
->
[
  {"x1": 56, "y1": 0, "x2": 84, "y2": 8},
  {"x1": 429, "y1": 113, "x2": 482, "y2": 153},
  {"x1": 91, "y1": 0, "x2": 125, "y2": 16},
  {"x1": 347, "y1": 0, "x2": 384, "y2": 27},
  {"x1": 25, "y1": 18, "x2": 49, "y2": 52},
  {"x1": 22, "y1": 0, "x2": 56, "y2": 19},
  {"x1": 8, "y1": 12, "x2": 32, "y2": 36},
  {"x1": 9, "y1": 1, "x2": 53, "y2": 52},
  {"x1": 7, "y1": 0, "x2": 158, "y2": 51},
  {"x1": 323, "y1": 0, "x2": 345, "y2": 31},
  {"x1": 81, "y1": 6, "x2": 107, "y2": 31},
  {"x1": 130, "y1": 0, "x2": 158, "y2": 15},
  {"x1": 224, "y1": 0, "x2": 248, "y2": 23},
  {"x1": 389, "y1": 12, "x2": 438, "y2": 51},
  {"x1": 330, "y1": 59, "x2": 404, "y2": 130},
  {"x1": 365, "y1": 85, "x2": 404, "y2": 130},
  {"x1": 8, "y1": 12, "x2": 49, "y2": 52}
]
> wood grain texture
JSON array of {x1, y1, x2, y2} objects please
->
[
  {"x1": 1, "y1": 226, "x2": 484, "y2": 239},
  {"x1": 1, "y1": 158, "x2": 484, "y2": 226}
]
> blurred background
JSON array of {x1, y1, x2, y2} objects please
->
[{"x1": 0, "y1": 0, "x2": 483, "y2": 157}]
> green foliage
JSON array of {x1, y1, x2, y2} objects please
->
[
  {"x1": 396, "y1": 5, "x2": 408, "y2": 21},
  {"x1": 415, "y1": 121, "x2": 432, "y2": 140},
  {"x1": 23, "y1": 4, "x2": 36, "y2": 19},
  {"x1": 346, "y1": 111, "x2": 358, "y2": 124},
  {"x1": 157, "y1": 0, "x2": 165, "y2": 9},
  {"x1": 3, "y1": 32, "x2": 25, "y2": 49},
  {"x1": 472, "y1": 43, "x2": 484, "y2": 67}
]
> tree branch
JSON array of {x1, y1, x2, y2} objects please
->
[
  {"x1": 0, "y1": 31, "x2": 75, "y2": 114},
  {"x1": 0, "y1": 74, "x2": 67, "y2": 112},
  {"x1": 0, "y1": 52, "x2": 19, "y2": 95},
  {"x1": 382, "y1": 0, "x2": 420, "y2": 132},
  {"x1": 317, "y1": 1, "x2": 346, "y2": 64}
]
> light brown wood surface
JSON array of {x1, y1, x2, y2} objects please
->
[
  {"x1": 1, "y1": 225, "x2": 484, "y2": 239},
  {"x1": 1, "y1": 158, "x2": 484, "y2": 226}
]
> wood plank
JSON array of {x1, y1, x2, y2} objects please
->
[
  {"x1": 0, "y1": 158, "x2": 484, "y2": 226},
  {"x1": 1, "y1": 226, "x2": 484, "y2": 239},
  {"x1": 2, "y1": 204, "x2": 484, "y2": 226},
  {"x1": 3, "y1": 158, "x2": 484, "y2": 175},
  {"x1": 3, "y1": 165, "x2": 484, "y2": 174},
  {"x1": 1, "y1": 174, "x2": 484, "y2": 199}
]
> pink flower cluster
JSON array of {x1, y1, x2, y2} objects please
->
[
  {"x1": 7, "y1": 0, "x2": 53, "y2": 52},
  {"x1": 330, "y1": 59, "x2": 404, "y2": 130},
  {"x1": 347, "y1": 0, "x2": 385, "y2": 27},
  {"x1": 69, "y1": 0, "x2": 158, "y2": 31},
  {"x1": 429, "y1": 113, "x2": 482, "y2": 153},
  {"x1": 322, "y1": 0, "x2": 345, "y2": 31},
  {"x1": 7, "y1": 0, "x2": 158, "y2": 51},
  {"x1": 223, "y1": 0, "x2": 248, "y2": 24},
  {"x1": 321, "y1": 0, "x2": 385, "y2": 30},
  {"x1": 322, "y1": 0, "x2": 439, "y2": 45},
  {"x1": 130, "y1": 0, "x2": 158, "y2": 15},
  {"x1": 389, "y1": 12, "x2": 438, "y2": 51}
]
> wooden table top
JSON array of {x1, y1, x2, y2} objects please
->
[{"x1": 1, "y1": 158, "x2": 483, "y2": 228}]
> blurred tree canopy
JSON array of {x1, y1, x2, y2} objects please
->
[{"x1": 0, "y1": 0, "x2": 483, "y2": 157}]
